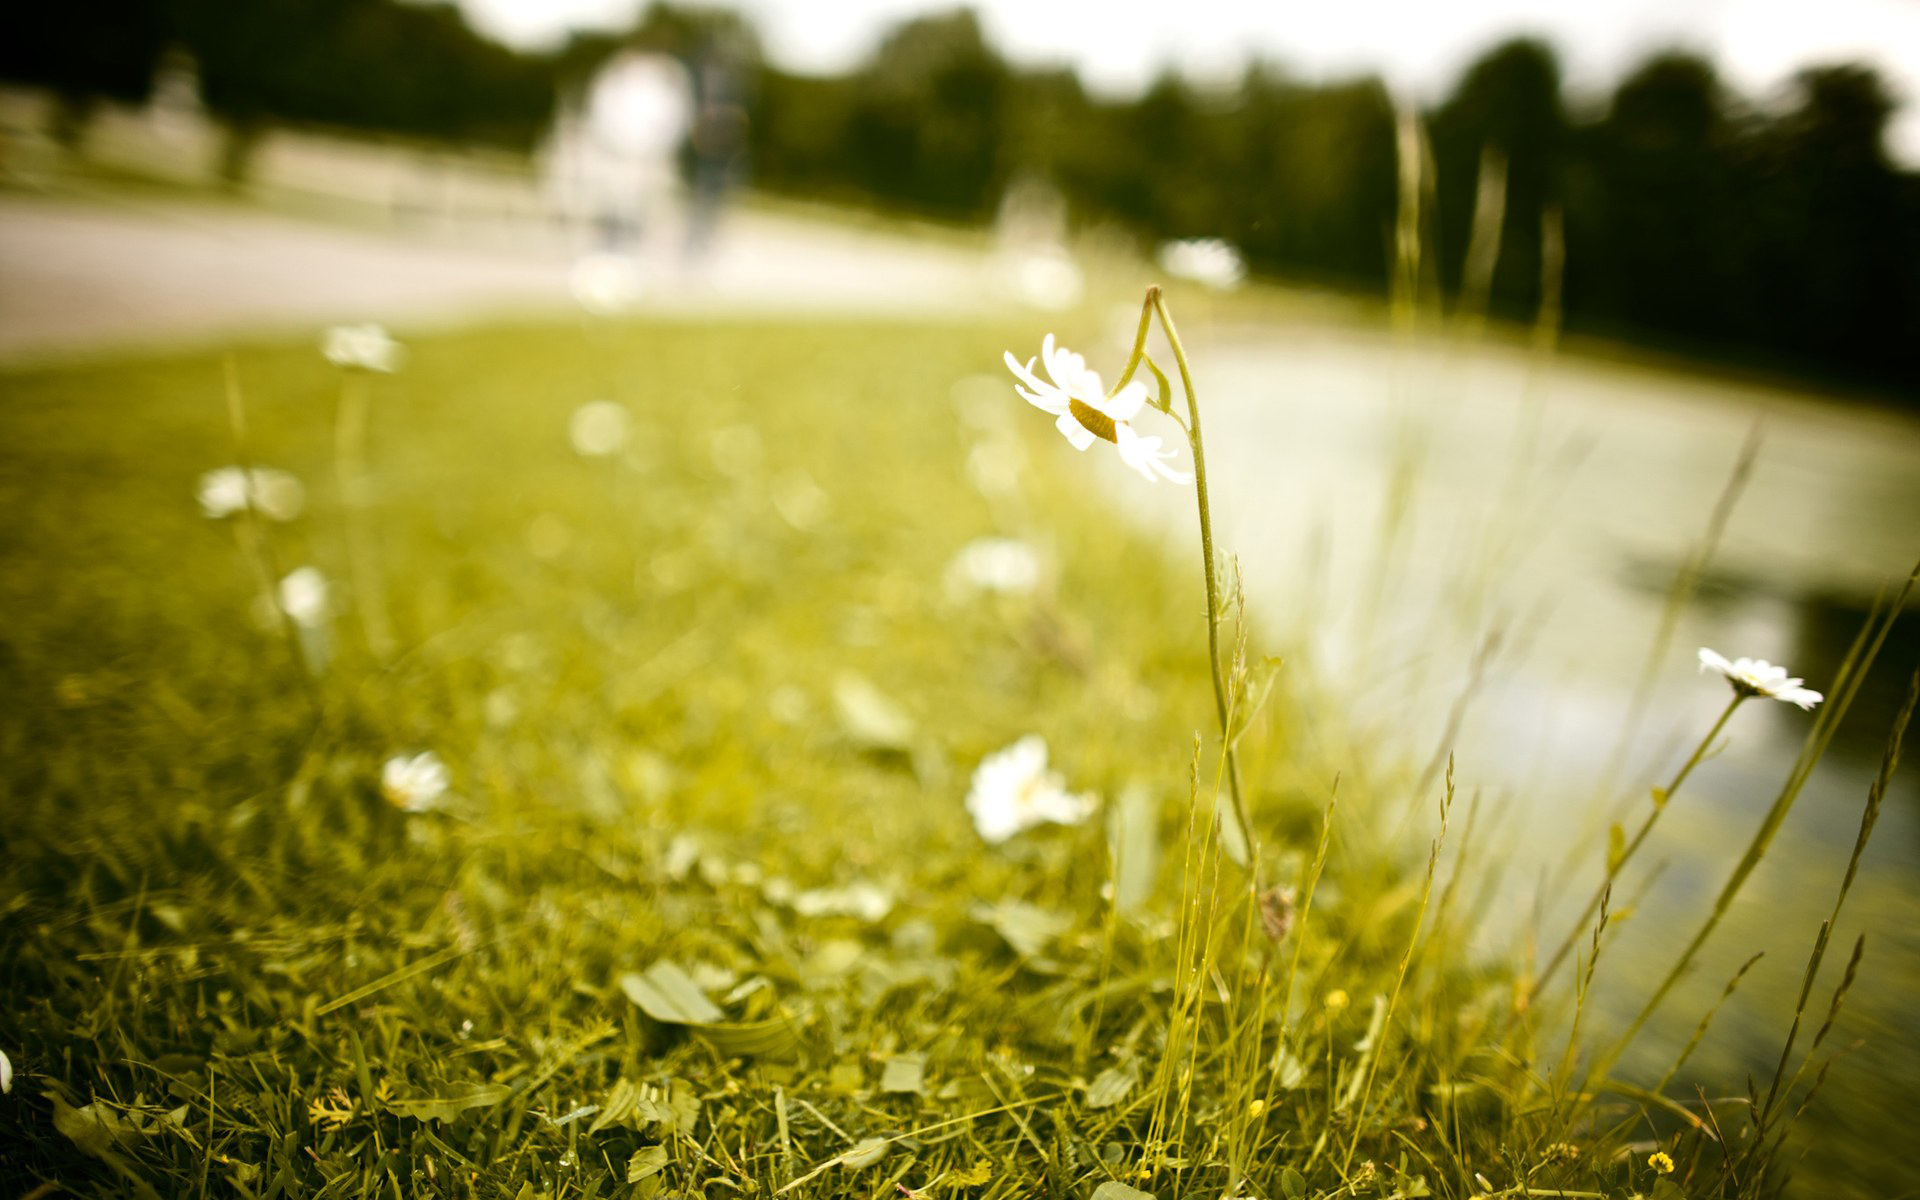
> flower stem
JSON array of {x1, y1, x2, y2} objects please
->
[
  {"x1": 1531, "y1": 692, "x2": 1745, "y2": 997},
  {"x1": 223, "y1": 357, "x2": 320, "y2": 702},
  {"x1": 336, "y1": 371, "x2": 396, "y2": 661},
  {"x1": 1145, "y1": 285, "x2": 1256, "y2": 867}
]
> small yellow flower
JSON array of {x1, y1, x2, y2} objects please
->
[
  {"x1": 1324, "y1": 988, "x2": 1350, "y2": 1013},
  {"x1": 1247, "y1": 1098, "x2": 1266, "y2": 1119},
  {"x1": 1649, "y1": 1151, "x2": 1675, "y2": 1175}
]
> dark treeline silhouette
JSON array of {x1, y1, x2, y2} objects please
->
[
  {"x1": 2, "y1": 0, "x2": 553, "y2": 158},
  {"x1": 4, "y1": 2, "x2": 1915, "y2": 394}
]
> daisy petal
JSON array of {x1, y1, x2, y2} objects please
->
[
  {"x1": 1105, "y1": 379, "x2": 1149, "y2": 422},
  {"x1": 1003, "y1": 351, "x2": 1048, "y2": 393}
]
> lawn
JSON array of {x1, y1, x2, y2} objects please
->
[{"x1": 0, "y1": 314, "x2": 1860, "y2": 1198}]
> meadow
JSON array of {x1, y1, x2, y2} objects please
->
[{"x1": 0, "y1": 307, "x2": 1909, "y2": 1200}]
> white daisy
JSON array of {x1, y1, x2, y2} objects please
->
[
  {"x1": 276, "y1": 567, "x2": 329, "y2": 629},
  {"x1": 1158, "y1": 238, "x2": 1247, "y2": 290},
  {"x1": 1004, "y1": 335, "x2": 1191, "y2": 484},
  {"x1": 381, "y1": 751, "x2": 450, "y2": 813},
  {"x1": 0, "y1": 1047, "x2": 11, "y2": 1094},
  {"x1": 569, "y1": 400, "x2": 630, "y2": 458},
  {"x1": 322, "y1": 323, "x2": 404, "y2": 373},
  {"x1": 1697, "y1": 647, "x2": 1824, "y2": 710},
  {"x1": 197, "y1": 466, "x2": 305, "y2": 521},
  {"x1": 965, "y1": 735, "x2": 1097, "y2": 843},
  {"x1": 946, "y1": 537, "x2": 1042, "y2": 596}
]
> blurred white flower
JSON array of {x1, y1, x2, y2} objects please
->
[
  {"x1": 1698, "y1": 648, "x2": 1823, "y2": 709},
  {"x1": 1158, "y1": 238, "x2": 1247, "y2": 290},
  {"x1": 1004, "y1": 335, "x2": 1191, "y2": 484},
  {"x1": 0, "y1": 1047, "x2": 11, "y2": 1094},
  {"x1": 322, "y1": 323, "x2": 403, "y2": 373},
  {"x1": 966, "y1": 735, "x2": 1097, "y2": 843},
  {"x1": 277, "y1": 567, "x2": 329, "y2": 629},
  {"x1": 791, "y1": 881, "x2": 894, "y2": 922},
  {"x1": 381, "y1": 751, "x2": 450, "y2": 813},
  {"x1": 569, "y1": 400, "x2": 630, "y2": 457},
  {"x1": 1005, "y1": 247, "x2": 1084, "y2": 312},
  {"x1": 197, "y1": 466, "x2": 305, "y2": 521},
  {"x1": 947, "y1": 537, "x2": 1041, "y2": 596},
  {"x1": 570, "y1": 254, "x2": 643, "y2": 316}
]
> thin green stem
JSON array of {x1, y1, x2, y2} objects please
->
[
  {"x1": 1146, "y1": 285, "x2": 1255, "y2": 867},
  {"x1": 1532, "y1": 693, "x2": 1744, "y2": 996},
  {"x1": 223, "y1": 357, "x2": 320, "y2": 703},
  {"x1": 337, "y1": 371, "x2": 396, "y2": 661}
]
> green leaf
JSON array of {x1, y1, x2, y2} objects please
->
[
  {"x1": 627, "y1": 1145, "x2": 669, "y2": 1183},
  {"x1": 976, "y1": 901, "x2": 1070, "y2": 959},
  {"x1": 1607, "y1": 822, "x2": 1627, "y2": 873},
  {"x1": 588, "y1": 1078, "x2": 638, "y2": 1134},
  {"x1": 386, "y1": 1082, "x2": 513, "y2": 1121},
  {"x1": 1272, "y1": 1046, "x2": 1308, "y2": 1090},
  {"x1": 52, "y1": 1095, "x2": 148, "y2": 1159},
  {"x1": 1085, "y1": 1063, "x2": 1138, "y2": 1110},
  {"x1": 695, "y1": 1015, "x2": 806, "y2": 1060},
  {"x1": 880, "y1": 1053, "x2": 926, "y2": 1095},
  {"x1": 1092, "y1": 1182, "x2": 1157, "y2": 1200},
  {"x1": 1280, "y1": 1166, "x2": 1307, "y2": 1199},
  {"x1": 626, "y1": 1080, "x2": 701, "y2": 1135},
  {"x1": 839, "y1": 1136, "x2": 890, "y2": 1169},
  {"x1": 1141, "y1": 354, "x2": 1175, "y2": 418},
  {"x1": 1217, "y1": 800, "x2": 1251, "y2": 867},
  {"x1": 621, "y1": 960, "x2": 725, "y2": 1025}
]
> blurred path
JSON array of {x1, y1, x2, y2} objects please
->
[{"x1": 0, "y1": 189, "x2": 994, "y2": 362}]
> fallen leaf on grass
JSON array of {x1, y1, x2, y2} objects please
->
[
  {"x1": 1085, "y1": 1063, "x2": 1138, "y2": 1109},
  {"x1": 621, "y1": 960, "x2": 725, "y2": 1025},
  {"x1": 385, "y1": 1082, "x2": 513, "y2": 1121},
  {"x1": 880, "y1": 1053, "x2": 926, "y2": 1095},
  {"x1": 627, "y1": 1145, "x2": 669, "y2": 1182}
]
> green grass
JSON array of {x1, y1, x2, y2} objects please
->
[{"x1": 0, "y1": 315, "x2": 1858, "y2": 1199}]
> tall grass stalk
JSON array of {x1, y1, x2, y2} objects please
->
[
  {"x1": 1600, "y1": 428, "x2": 1761, "y2": 795},
  {"x1": 1743, "y1": 666, "x2": 1915, "y2": 1179},
  {"x1": 1338, "y1": 756, "x2": 1454, "y2": 1175},
  {"x1": 1591, "y1": 562, "x2": 1918, "y2": 1078},
  {"x1": 1360, "y1": 101, "x2": 1437, "y2": 651},
  {"x1": 1532, "y1": 691, "x2": 1745, "y2": 997},
  {"x1": 1457, "y1": 145, "x2": 1509, "y2": 334},
  {"x1": 222, "y1": 356, "x2": 319, "y2": 698},
  {"x1": 335, "y1": 368, "x2": 396, "y2": 661},
  {"x1": 1545, "y1": 430, "x2": 1760, "y2": 898}
]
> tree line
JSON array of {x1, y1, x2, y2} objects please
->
[{"x1": 4, "y1": 2, "x2": 1914, "y2": 394}]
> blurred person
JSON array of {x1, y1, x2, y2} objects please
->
[
  {"x1": 549, "y1": 46, "x2": 692, "y2": 254},
  {"x1": 684, "y1": 33, "x2": 751, "y2": 262}
]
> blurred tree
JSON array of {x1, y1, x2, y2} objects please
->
[
  {"x1": 845, "y1": 9, "x2": 1011, "y2": 220},
  {"x1": 1571, "y1": 53, "x2": 1736, "y2": 346},
  {"x1": 1760, "y1": 66, "x2": 1913, "y2": 377},
  {"x1": 0, "y1": 0, "x2": 169, "y2": 146}
]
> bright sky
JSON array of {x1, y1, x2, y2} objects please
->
[{"x1": 457, "y1": 0, "x2": 1920, "y2": 163}]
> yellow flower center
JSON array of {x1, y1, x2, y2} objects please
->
[{"x1": 1068, "y1": 396, "x2": 1119, "y2": 443}]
